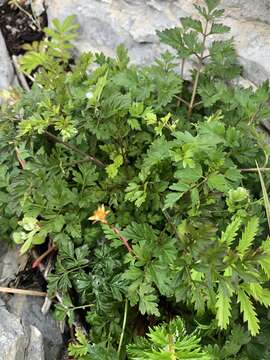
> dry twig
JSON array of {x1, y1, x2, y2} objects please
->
[{"x1": 0, "y1": 286, "x2": 47, "y2": 297}]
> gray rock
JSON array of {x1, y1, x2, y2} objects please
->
[
  {"x1": 0, "y1": 31, "x2": 15, "y2": 96},
  {"x1": 7, "y1": 296, "x2": 63, "y2": 360},
  {"x1": 0, "y1": 300, "x2": 45, "y2": 360},
  {"x1": 0, "y1": 248, "x2": 21, "y2": 286},
  {"x1": 45, "y1": 0, "x2": 270, "y2": 84},
  {"x1": 31, "y1": 0, "x2": 45, "y2": 17},
  {"x1": 25, "y1": 326, "x2": 45, "y2": 360},
  {"x1": 0, "y1": 301, "x2": 28, "y2": 360}
]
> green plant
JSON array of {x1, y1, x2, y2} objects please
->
[
  {"x1": 1, "y1": 0, "x2": 270, "y2": 359},
  {"x1": 127, "y1": 316, "x2": 210, "y2": 359}
]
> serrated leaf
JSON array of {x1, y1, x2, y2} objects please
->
[
  {"x1": 174, "y1": 166, "x2": 202, "y2": 183},
  {"x1": 68, "y1": 328, "x2": 89, "y2": 357},
  {"x1": 163, "y1": 192, "x2": 183, "y2": 209},
  {"x1": 205, "y1": 0, "x2": 220, "y2": 12},
  {"x1": 128, "y1": 118, "x2": 141, "y2": 130},
  {"x1": 138, "y1": 284, "x2": 160, "y2": 316},
  {"x1": 208, "y1": 173, "x2": 230, "y2": 192},
  {"x1": 181, "y1": 17, "x2": 203, "y2": 33},
  {"x1": 237, "y1": 288, "x2": 260, "y2": 336},
  {"x1": 142, "y1": 107, "x2": 157, "y2": 125},
  {"x1": 259, "y1": 255, "x2": 270, "y2": 278},
  {"x1": 216, "y1": 281, "x2": 233, "y2": 329},
  {"x1": 257, "y1": 162, "x2": 270, "y2": 232},
  {"x1": 106, "y1": 154, "x2": 123, "y2": 178},
  {"x1": 237, "y1": 217, "x2": 259, "y2": 259},
  {"x1": 157, "y1": 27, "x2": 183, "y2": 52},
  {"x1": 220, "y1": 217, "x2": 241, "y2": 247},
  {"x1": 129, "y1": 102, "x2": 144, "y2": 117},
  {"x1": 247, "y1": 283, "x2": 270, "y2": 307},
  {"x1": 210, "y1": 23, "x2": 230, "y2": 34}
]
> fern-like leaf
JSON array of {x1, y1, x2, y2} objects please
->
[
  {"x1": 241, "y1": 283, "x2": 270, "y2": 309},
  {"x1": 68, "y1": 328, "x2": 89, "y2": 358},
  {"x1": 237, "y1": 217, "x2": 259, "y2": 259},
  {"x1": 216, "y1": 281, "x2": 233, "y2": 330},
  {"x1": 237, "y1": 288, "x2": 260, "y2": 336},
  {"x1": 220, "y1": 217, "x2": 241, "y2": 247},
  {"x1": 257, "y1": 161, "x2": 270, "y2": 231},
  {"x1": 127, "y1": 316, "x2": 211, "y2": 359}
]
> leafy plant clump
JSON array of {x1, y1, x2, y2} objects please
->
[{"x1": 1, "y1": 0, "x2": 270, "y2": 358}]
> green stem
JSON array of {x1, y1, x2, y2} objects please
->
[
  {"x1": 72, "y1": 303, "x2": 93, "y2": 311},
  {"x1": 118, "y1": 299, "x2": 128, "y2": 354},
  {"x1": 241, "y1": 167, "x2": 270, "y2": 173},
  {"x1": 188, "y1": 20, "x2": 209, "y2": 118}
]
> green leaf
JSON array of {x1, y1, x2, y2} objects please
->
[
  {"x1": 174, "y1": 166, "x2": 202, "y2": 183},
  {"x1": 247, "y1": 283, "x2": 270, "y2": 307},
  {"x1": 256, "y1": 162, "x2": 270, "y2": 232},
  {"x1": 89, "y1": 71, "x2": 108, "y2": 106},
  {"x1": 205, "y1": 0, "x2": 221, "y2": 12},
  {"x1": 138, "y1": 284, "x2": 160, "y2": 316},
  {"x1": 210, "y1": 23, "x2": 230, "y2": 34},
  {"x1": 157, "y1": 27, "x2": 183, "y2": 52},
  {"x1": 116, "y1": 43, "x2": 129, "y2": 69},
  {"x1": 142, "y1": 107, "x2": 157, "y2": 125},
  {"x1": 128, "y1": 118, "x2": 141, "y2": 130},
  {"x1": 220, "y1": 217, "x2": 242, "y2": 247},
  {"x1": 164, "y1": 192, "x2": 183, "y2": 209},
  {"x1": 181, "y1": 17, "x2": 203, "y2": 33},
  {"x1": 68, "y1": 328, "x2": 89, "y2": 358},
  {"x1": 125, "y1": 182, "x2": 147, "y2": 207},
  {"x1": 106, "y1": 154, "x2": 123, "y2": 178},
  {"x1": 259, "y1": 255, "x2": 270, "y2": 278},
  {"x1": 216, "y1": 281, "x2": 233, "y2": 329},
  {"x1": 208, "y1": 173, "x2": 230, "y2": 192},
  {"x1": 128, "y1": 316, "x2": 210, "y2": 359},
  {"x1": 129, "y1": 102, "x2": 144, "y2": 117},
  {"x1": 237, "y1": 217, "x2": 259, "y2": 259},
  {"x1": 13, "y1": 231, "x2": 26, "y2": 244},
  {"x1": 20, "y1": 237, "x2": 33, "y2": 254},
  {"x1": 237, "y1": 288, "x2": 260, "y2": 336}
]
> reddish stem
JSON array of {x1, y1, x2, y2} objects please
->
[
  {"x1": 112, "y1": 226, "x2": 133, "y2": 253},
  {"x1": 32, "y1": 245, "x2": 57, "y2": 269}
]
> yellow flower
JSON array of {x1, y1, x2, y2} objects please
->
[{"x1": 88, "y1": 205, "x2": 110, "y2": 224}]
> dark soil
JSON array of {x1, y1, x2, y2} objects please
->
[{"x1": 0, "y1": 2, "x2": 47, "y2": 56}]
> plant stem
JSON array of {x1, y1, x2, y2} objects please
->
[
  {"x1": 188, "y1": 21, "x2": 209, "y2": 118},
  {"x1": 72, "y1": 304, "x2": 93, "y2": 311},
  {"x1": 32, "y1": 244, "x2": 57, "y2": 268},
  {"x1": 175, "y1": 95, "x2": 190, "y2": 107},
  {"x1": 241, "y1": 167, "x2": 270, "y2": 173},
  {"x1": 112, "y1": 226, "x2": 133, "y2": 253},
  {"x1": 118, "y1": 298, "x2": 128, "y2": 354},
  {"x1": 44, "y1": 130, "x2": 105, "y2": 168}
]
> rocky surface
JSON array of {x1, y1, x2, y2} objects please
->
[
  {"x1": 45, "y1": 0, "x2": 270, "y2": 84},
  {"x1": 0, "y1": 30, "x2": 15, "y2": 98},
  {"x1": 7, "y1": 296, "x2": 63, "y2": 360},
  {"x1": 0, "y1": 298, "x2": 44, "y2": 360},
  {"x1": 0, "y1": 248, "x2": 63, "y2": 360},
  {"x1": 0, "y1": 248, "x2": 21, "y2": 286}
]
